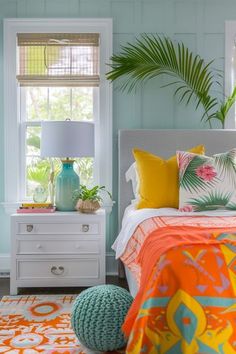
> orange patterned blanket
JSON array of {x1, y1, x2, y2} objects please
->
[{"x1": 122, "y1": 222, "x2": 236, "y2": 353}]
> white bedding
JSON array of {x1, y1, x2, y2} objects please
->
[{"x1": 112, "y1": 204, "x2": 236, "y2": 259}]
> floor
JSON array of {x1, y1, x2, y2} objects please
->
[{"x1": 0, "y1": 276, "x2": 128, "y2": 299}]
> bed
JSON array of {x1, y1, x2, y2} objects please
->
[{"x1": 113, "y1": 129, "x2": 236, "y2": 353}]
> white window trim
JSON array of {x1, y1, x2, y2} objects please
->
[
  {"x1": 225, "y1": 21, "x2": 236, "y2": 128},
  {"x1": 3, "y1": 18, "x2": 113, "y2": 214}
]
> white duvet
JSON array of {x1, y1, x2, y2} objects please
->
[{"x1": 112, "y1": 204, "x2": 236, "y2": 259}]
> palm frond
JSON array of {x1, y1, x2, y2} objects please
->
[
  {"x1": 179, "y1": 155, "x2": 217, "y2": 193},
  {"x1": 27, "y1": 165, "x2": 50, "y2": 188},
  {"x1": 214, "y1": 150, "x2": 236, "y2": 188},
  {"x1": 213, "y1": 86, "x2": 236, "y2": 128},
  {"x1": 27, "y1": 136, "x2": 40, "y2": 149},
  {"x1": 188, "y1": 191, "x2": 232, "y2": 211},
  {"x1": 106, "y1": 34, "x2": 218, "y2": 123},
  {"x1": 226, "y1": 202, "x2": 236, "y2": 210}
]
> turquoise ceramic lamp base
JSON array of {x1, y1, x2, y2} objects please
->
[{"x1": 55, "y1": 160, "x2": 80, "y2": 211}]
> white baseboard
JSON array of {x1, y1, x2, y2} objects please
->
[
  {"x1": 0, "y1": 253, "x2": 118, "y2": 276},
  {"x1": 0, "y1": 253, "x2": 10, "y2": 275}
]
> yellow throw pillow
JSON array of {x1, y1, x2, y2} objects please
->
[{"x1": 133, "y1": 145, "x2": 205, "y2": 209}]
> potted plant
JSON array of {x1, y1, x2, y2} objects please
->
[{"x1": 73, "y1": 185, "x2": 112, "y2": 213}]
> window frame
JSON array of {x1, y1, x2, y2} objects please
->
[
  {"x1": 225, "y1": 21, "x2": 236, "y2": 128},
  {"x1": 3, "y1": 18, "x2": 113, "y2": 213}
]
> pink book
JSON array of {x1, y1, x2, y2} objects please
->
[{"x1": 17, "y1": 207, "x2": 56, "y2": 213}]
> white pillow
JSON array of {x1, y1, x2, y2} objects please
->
[{"x1": 125, "y1": 162, "x2": 140, "y2": 203}]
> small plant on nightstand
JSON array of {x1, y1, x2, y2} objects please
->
[{"x1": 73, "y1": 185, "x2": 112, "y2": 213}]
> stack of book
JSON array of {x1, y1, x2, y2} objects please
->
[{"x1": 17, "y1": 202, "x2": 56, "y2": 213}]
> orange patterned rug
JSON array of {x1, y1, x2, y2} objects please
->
[{"x1": 0, "y1": 294, "x2": 124, "y2": 353}]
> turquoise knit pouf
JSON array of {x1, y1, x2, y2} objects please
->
[{"x1": 71, "y1": 285, "x2": 133, "y2": 351}]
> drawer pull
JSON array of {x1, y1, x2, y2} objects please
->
[
  {"x1": 82, "y1": 224, "x2": 89, "y2": 232},
  {"x1": 26, "y1": 224, "x2": 34, "y2": 232},
  {"x1": 75, "y1": 244, "x2": 80, "y2": 249},
  {"x1": 51, "y1": 266, "x2": 64, "y2": 276},
  {"x1": 36, "y1": 244, "x2": 42, "y2": 249}
]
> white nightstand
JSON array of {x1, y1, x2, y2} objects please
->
[{"x1": 10, "y1": 210, "x2": 106, "y2": 295}]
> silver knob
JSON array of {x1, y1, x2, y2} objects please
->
[
  {"x1": 51, "y1": 266, "x2": 64, "y2": 276},
  {"x1": 82, "y1": 224, "x2": 89, "y2": 232},
  {"x1": 26, "y1": 224, "x2": 33, "y2": 232},
  {"x1": 36, "y1": 244, "x2": 42, "y2": 249},
  {"x1": 75, "y1": 244, "x2": 80, "y2": 249}
]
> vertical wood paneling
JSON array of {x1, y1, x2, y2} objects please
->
[
  {"x1": 0, "y1": 213, "x2": 10, "y2": 253},
  {"x1": 174, "y1": 33, "x2": 197, "y2": 52},
  {"x1": 203, "y1": 0, "x2": 236, "y2": 33},
  {"x1": 141, "y1": 78, "x2": 175, "y2": 129},
  {"x1": 0, "y1": 0, "x2": 16, "y2": 18},
  {"x1": 141, "y1": 1, "x2": 168, "y2": 33},
  {"x1": 204, "y1": 33, "x2": 224, "y2": 65},
  {"x1": 111, "y1": 1, "x2": 135, "y2": 33},
  {"x1": 174, "y1": 1, "x2": 197, "y2": 33},
  {"x1": 80, "y1": 0, "x2": 111, "y2": 17},
  {"x1": 204, "y1": 33, "x2": 225, "y2": 102},
  {"x1": 45, "y1": 0, "x2": 79, "y2": 17},
  {"x1": 112, "y1": 33, "x2": 138, "y2": 131},
  {"x1": 173, "y1": 100, "x2": 206, "y2": 129},
  {"x1": 17, "y1": 0, "x2": 45, "y2": 17}
]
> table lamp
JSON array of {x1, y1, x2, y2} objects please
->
[{"x1": 41, "y1": 120, "x2": 94, "y2": 211}]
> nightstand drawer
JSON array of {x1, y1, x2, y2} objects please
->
[
  {"x1": 17, "y1": 258, "x2": 100, "y2": 280},
  {"x1": 17, "y1": 239, "x2": 100, "y2": 255},
  {"x1": 18, "y1": 222, "x2": 99, "y2": 235}
]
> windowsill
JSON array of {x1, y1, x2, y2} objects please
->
[{"x1": 1, "y1": 202, "x2": 21, "y2": 214}]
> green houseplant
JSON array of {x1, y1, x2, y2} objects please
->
[
  {"x1": 73, "y1": 185, "x2": 112, "y2": 213},
  {"x1": 106, "y1": 35, "x2": 236, "y2": 128}
]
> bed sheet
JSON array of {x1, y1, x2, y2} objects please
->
[{"x1": 112, "y1": 205, "x2": 236, "y2": 259}]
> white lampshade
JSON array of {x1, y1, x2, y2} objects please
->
[{"x1": 41, "y1": 121, "x2": 94, "y2": 158}]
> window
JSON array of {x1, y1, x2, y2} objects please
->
[
  {"x1": 22, "y1": 86, "x2": 96, "y2": 199},
  {"x1": 4, "y1": 19, "x2": 112, "y2": 212},
  {"x1": 17, "y1": 32, "x2": 99, "y2": 200}
]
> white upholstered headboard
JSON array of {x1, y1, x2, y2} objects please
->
[{"x1": 118, "y1": 129, "x2": 236, "y2": 225}]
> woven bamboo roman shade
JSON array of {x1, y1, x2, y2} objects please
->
[{"x1": 17, "y1": 33, "x2": 100, "y2": 87}]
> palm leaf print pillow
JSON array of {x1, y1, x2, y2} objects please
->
[{"x1": 177, "y1": 149, "x2": 236, "y2": 211}]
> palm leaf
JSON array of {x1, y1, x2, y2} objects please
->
[
  {"x1": 107, "y1": 34, "x2": 236, "y2": 127},
  {"x1": 188, "y1": 191, "x2": 232, "y2": 211},
  {"x1": 106, "y1": 34, "x2": 218, "y2": 123},
  {"x1": 27, "y1": 165, "x2": 50, "y2": 188},
  {"x1": 226, "y1": 202, "x2": 236, "y2": 210},
  {"x1": 214, "y1": 150, "x2": 236, "y2": 188},
  {"x1": 27, "y1": 136, "x2": 40, "y2": 149},
  {"x1": 180, "y1": 155, "x2": 217, "y2": 193},
  {"x1": 208, "y1": 86, "x2": 236, "y2": 128}
]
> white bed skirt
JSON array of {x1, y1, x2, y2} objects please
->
[{"x1": 125, "y1": 266, "x2": 138, "y2": 298}]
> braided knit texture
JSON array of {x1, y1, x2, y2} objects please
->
[{"x1": 71, "y1": 285, "x2": 133, "y2": 351}]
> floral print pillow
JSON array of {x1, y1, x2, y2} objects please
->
[{"x1": 177, "y1": 149, "x2": 236, "y2": 211}]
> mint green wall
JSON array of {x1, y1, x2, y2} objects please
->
[{"x1": 0, "y1": 0, "x2": 233, "y2": 256}]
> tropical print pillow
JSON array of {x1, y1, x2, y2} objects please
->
[{"x1": 177, "y1": 149, "x2": 236, "y2": 211}]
